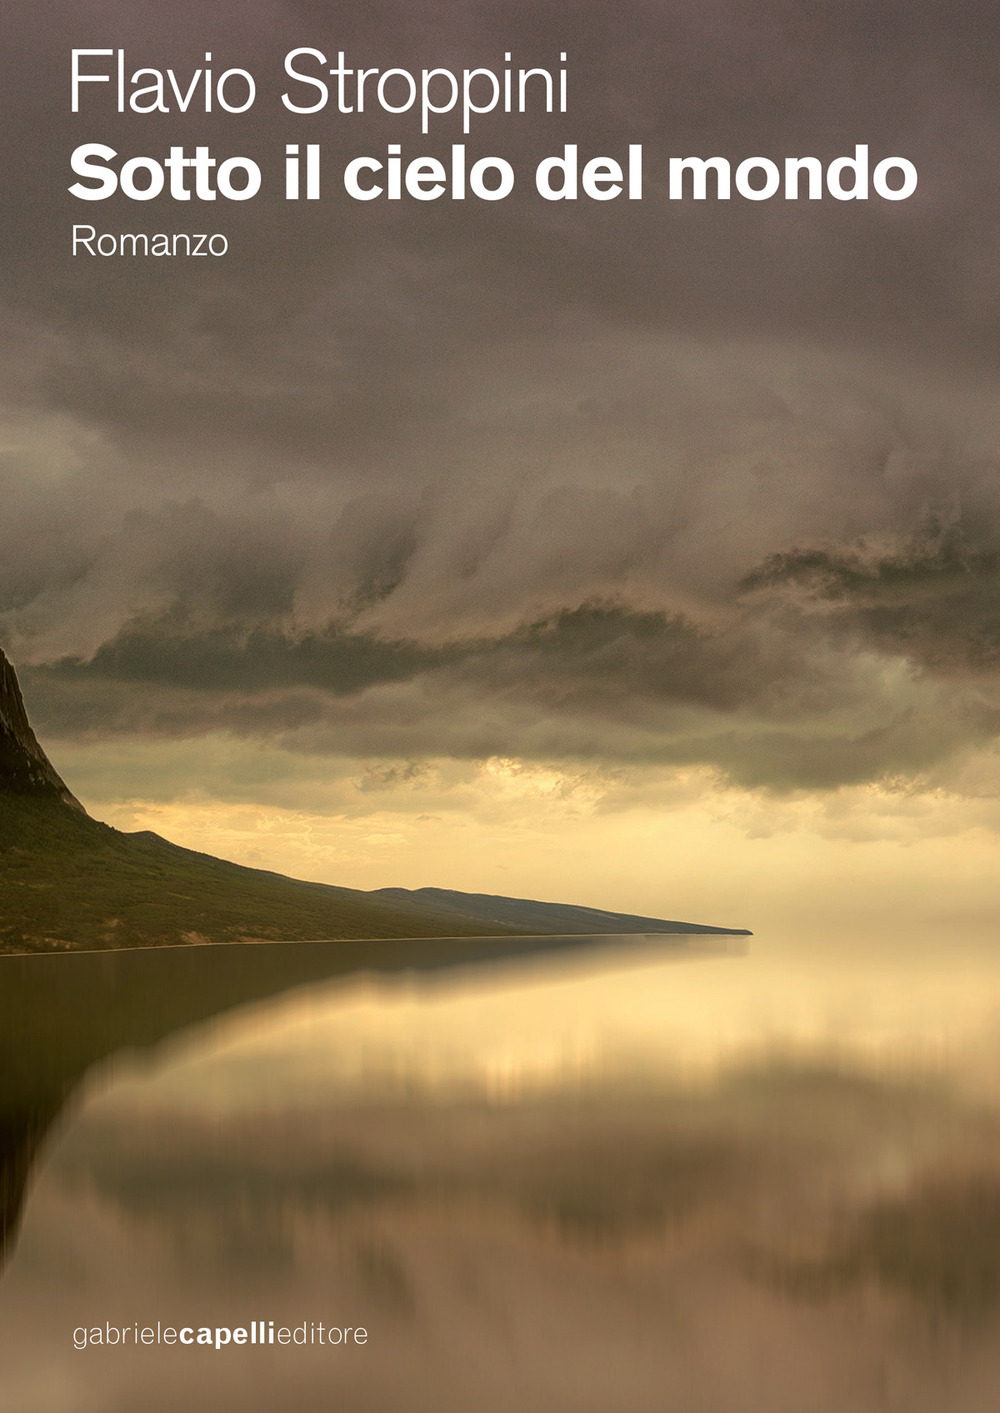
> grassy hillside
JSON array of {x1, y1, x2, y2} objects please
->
[
  {"x1": 0, "y1": 646, "x2": 748, "y2": 954},
  {"x1": 0, "y1": 796, "x2": 522, "y2": 953},
  {"x1": 376, "y1": 886, "x2": 750, "y2": 936}
]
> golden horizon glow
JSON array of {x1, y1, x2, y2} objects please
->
[{"x1": 46, "y1": 732, "x2": 1000, "y2": 946}]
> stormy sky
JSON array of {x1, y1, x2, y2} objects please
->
[{"x1": 4, "y1": 0, "x2": 1000, "y2": 922}]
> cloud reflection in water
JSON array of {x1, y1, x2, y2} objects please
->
[{"x1": 5, "y1": 937, "x2": 1000, "y2": 1412}]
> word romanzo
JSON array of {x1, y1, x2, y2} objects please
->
[{"x1": 72, "y1": 226, "x2": 229, "y2": 257}]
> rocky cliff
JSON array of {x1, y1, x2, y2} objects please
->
[{"x1": 0, "y1": 650, "x2": 83, "y2": 810}]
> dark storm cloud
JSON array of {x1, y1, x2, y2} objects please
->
[
  {"x1": 743, "y1": 523, "x2": 1000, "y2": 676},
  {"x1": 19, "y1": 577, "x2": 999, "y2": 791},
  {"x1": 9, "y1": 335, "x2": 1000, "y2": 789},
  {"x1": 55, "y1": 614, "x2": 452, "y2": 695},
  {"x1": 4, "y1": 0, "x2": 1000, "y2": 791}
]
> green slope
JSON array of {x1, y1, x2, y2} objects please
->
[
  {"x1": 375, "y1": 886, "x2": 751, "y2": 936},
  {"x1": 0, "y1": 648, "x2": 750, "y2": 953},
  {"x1": 0, "y1": 796, "x2": 523, "y2": 953}
]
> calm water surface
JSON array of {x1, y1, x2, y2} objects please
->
[{"x1": 3, "y1": 931, "x2": 1000, "y2": 1412}]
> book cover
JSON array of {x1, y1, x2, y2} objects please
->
[{"x1": 2, "y1": 2, "x2": 999, "y2": 1409}]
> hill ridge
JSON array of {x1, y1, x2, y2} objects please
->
[{"x1": 0, "y1": 647, "x2": 750, "y2": 951}]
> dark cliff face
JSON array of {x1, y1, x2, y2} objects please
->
[{"x1": 0, "y1": 650, "x2": 83, "y2": 811}]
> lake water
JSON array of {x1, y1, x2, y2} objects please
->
[{"x1": 3, "y1": 930, "x2": 1000, "y2": 1412}]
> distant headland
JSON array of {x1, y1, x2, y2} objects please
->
[{"x1": 0, "y1": 647, "x2": 750, "y2": 953}]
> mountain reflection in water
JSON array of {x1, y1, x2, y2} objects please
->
[
  {"x1": 3, "y1": 933, "x2": 1000, "y2": 1412},
  {"x1": 0, "y1": 932, "x2": 694, "y2": 1267}
]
